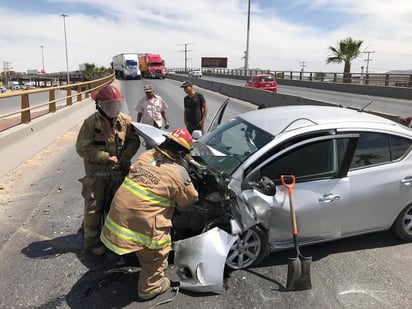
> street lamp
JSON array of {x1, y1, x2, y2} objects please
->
[
  {"x1": 40, "y1": 45, "x2": 45, "y2": 73},
  {"x1": 60, "y1": 14, "x2": 70, "y2": 84}
]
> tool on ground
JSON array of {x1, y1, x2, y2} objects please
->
[{"x1": 281, "y1": 175, "x2": 312, "y2": 291}]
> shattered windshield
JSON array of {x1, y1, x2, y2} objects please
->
[{"x1": 193, "y1": 118, "x2": 274, "y2": 175}]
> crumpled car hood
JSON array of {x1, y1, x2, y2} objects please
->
[
  {"x1": 131, "y1": 122, "x2": 167, "y2": 147},
  {"x1": 173, "y1": 227, "x2": 238, "y2": 293}
]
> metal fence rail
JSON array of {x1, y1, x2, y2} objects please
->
[
  {"x1": 0, "y1": 73, "x2": 115, "y2": 125},
  {"x1": 171, "y1": 68, "x2": 412, "y2": 88}
]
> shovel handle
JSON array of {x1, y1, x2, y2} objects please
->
[
  {"x1": 281, "y1": 175, "x2": 296, "y2": 195},
  {"x1": 281, "y1": 175, "x2": 298, "y2": 236}
]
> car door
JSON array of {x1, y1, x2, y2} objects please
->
[
  {"x1": 341, "y1": 131, "x2": 412, "y2": 234},
  {"x1": 207, "y1": 98, "x2": 230, "y2": 132},
  {"x1": 239, "y1": 133, "x2": 358, "y2": 245}
]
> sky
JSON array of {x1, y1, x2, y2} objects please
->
[{"x1": 1, "y1": 0, "x2": 412, "y2": 74}]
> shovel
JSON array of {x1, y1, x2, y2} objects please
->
[{"x1": 281, "y1": 175, "x2": 312, "y2": 291}]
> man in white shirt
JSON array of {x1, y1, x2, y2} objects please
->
[{"x1": 135, "y1": 84, "x2": 170, "y2": 129}]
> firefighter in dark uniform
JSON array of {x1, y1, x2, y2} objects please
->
[{"x1": 76, "y1": 85, "x2": 140, "y2": 255}]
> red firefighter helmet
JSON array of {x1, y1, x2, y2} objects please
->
[
  {"x1": 93, "y1": 85, "x2": 122, "y2": 102},
  {"x1": 92, "y1": 85, "x2": 125, "y2": 118},
  {"x1": 166, "y1": 128, "x2": 193, "y2": 151}
]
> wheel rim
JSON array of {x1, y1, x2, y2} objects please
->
[
  {"x1": 226, "y1": 229, "x2": 262, "y2": 269},
  {"x1": 402, "y1": 205, "x2": 412, "y2": 236}
]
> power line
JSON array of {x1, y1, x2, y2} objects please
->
[{"x1": 178, "y1": 43, "x2": 193, "y2": 72}]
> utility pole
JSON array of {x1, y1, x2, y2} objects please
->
[
  {"x1": 40, "y1": 45, "x2": 45, "y2": 73},
  {"x1": 60, "y1": 14, "x2": 70, "y2": 84},
  {"x1": 363, "y1": 51, "x2": 375, "y2": 75},
  {"x1": 244, "y1": 0, "x2": 251, "y2": 70},
  {"x1": 299, "y1": 61, "x2": 307, "y2": 72},
  {"x1": 179, "y1": 43, "x2": 193, "y2": 72},
  {"x1": 3, "y1": 61, "x2": 12, "y2": 86}
]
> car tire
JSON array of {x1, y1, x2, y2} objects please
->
[
  {"x1": 225, "y1": 225, "x2": 269, "y2": 270},
  {"x1": 391, "y1": 203, "x2": 412, "y2": 241}
]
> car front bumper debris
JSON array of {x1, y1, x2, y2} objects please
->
[{"x1": 173, "y1": 227, "x2": 238, "y2": 293}]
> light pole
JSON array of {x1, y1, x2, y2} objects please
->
[
  {"x1": 40, "y1": 45, "x2": 45, "y2": 73},
  {"x1": 244, "y1": 0, "x2": 251, "y2": 71},
  {"x1": 60, "y1": 14, "x2": 70, "y2": 84}
]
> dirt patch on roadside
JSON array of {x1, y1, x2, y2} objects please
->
[{"x1": 0, "y1": 125, "x2": 81, "y2": 204}]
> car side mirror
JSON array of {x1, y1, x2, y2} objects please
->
[
  {"x1": 192, "y1": 130, "x2": 202, "y2": 140},
  {"x1": 255, "y1": 176, "x2": 276, "y2": 196},
  {"x1": 241, "y1": 176, "x2": 276, "y2": 196}
]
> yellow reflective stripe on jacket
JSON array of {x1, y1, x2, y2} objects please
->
[
  {"x1": 122, "y1": 177, "x2": 176, "y2": 208},
  {"x1": 104, "y1": 214, "x2": 171, "y2": 249},
  {"x1": 100, "y1": 233, "x2": 132, "y2": 255}
]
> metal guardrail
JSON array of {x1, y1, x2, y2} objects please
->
[
  {"x1": 0, "y1": 72, "x2": 115, "y2": 125},
  {"x1": 171, "y1": 68, "x2": 412, "y2": 88}
]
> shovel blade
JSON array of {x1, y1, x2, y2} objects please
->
[{"x1": 286, "y1": 256, "x2": 312, "y2": 291}]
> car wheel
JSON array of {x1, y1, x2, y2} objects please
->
[
  {"x1": 225, "y1": 225, "x2": 269, "y2": 269},
  {"x1": 392, "y1": 204, "x2": 412, "y2": 241}
]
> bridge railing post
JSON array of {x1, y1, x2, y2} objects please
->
[
  {"x1": 49, "y1": 89, "x2": 56, "y2": 113},
  {"x1": 21, "y1": 93, "x2": 31, "y2": 123},
  {"x1": 85, "y1": 84, "x2": 90, "y2": 98},
  {"x1": 385, "y1": 74, "x2": 390, "y2": 86},
  {"x1": 66, "y1": 87, "x2": 72, "y2": 106},
  {"x1": 77, "y1": 85, "x2": 82, "y2": 102}
]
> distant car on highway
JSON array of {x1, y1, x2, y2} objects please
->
[
  {"x1": 246, "y1": 74, "x2": 277, "y2": 92},
  {"x1": 188, "y1": 69, "x2": 202, "y2": 78},
  {"x1": 165, "y1": 69, "x2": 176, "y2": 77},
  {"x1": 24, "y1": 83, "x2": 36, "y2": 90},
  {"x1": 133, "y1": 102, "x2": 412, "y2": 292}
]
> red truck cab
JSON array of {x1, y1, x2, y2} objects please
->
[{"x1": 138, "y1": 54, "x2": 166, "y2": 79}]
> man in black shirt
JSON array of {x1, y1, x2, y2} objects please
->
[{"x1": 181, "y1": 80, "x2": 208, "y2": 133}]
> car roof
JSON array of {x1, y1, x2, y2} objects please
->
[{"x1": 239, "y1": 105, "x2": 401, "y2": 136}]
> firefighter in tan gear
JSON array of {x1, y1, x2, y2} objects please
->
[
  {"x1": 100, "y1": 128, "x2": 198, "y2": 301},
  {"x1": 76, "y1": 85, "x2": 140, "y2": 256}
]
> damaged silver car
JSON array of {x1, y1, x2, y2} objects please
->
[{"x1": 133, "y1": 100, "x2": 412, "y2": 293}]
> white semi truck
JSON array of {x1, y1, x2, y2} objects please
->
[{"x1": 112, "y1": 53, "x2": 141, "y2": 79}]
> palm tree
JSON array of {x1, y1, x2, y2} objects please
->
[
  {"x1": 326, "y1": 37, "x2": 363, "y2": 83},
  {"x1": 83, "y1": 63, "x2": 108, "y2": 80},
  {"x1": 84, "y1": 63, "x2": 97, "y2": 81}
]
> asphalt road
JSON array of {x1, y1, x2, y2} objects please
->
[
  {"x1": 199, "y1": 75, "x2": 412, "y2": 116},
  {"x1": 0, "y1": 79, "x2": 411, "y2": 308}
]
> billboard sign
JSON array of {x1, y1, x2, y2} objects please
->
[{"x1": 201, "y1": 57, "x2": 228, "y2": 68}]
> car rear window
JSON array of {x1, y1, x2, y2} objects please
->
[
  {"x1": 259, "y1": 76, "x2": 274, "y2": 82},
  {"x1": 350, "y1": 132, "x2": 411, "y2": 169},
  {"x1": 390, "y1": 135, "x2": 412, "y2": 160}
]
